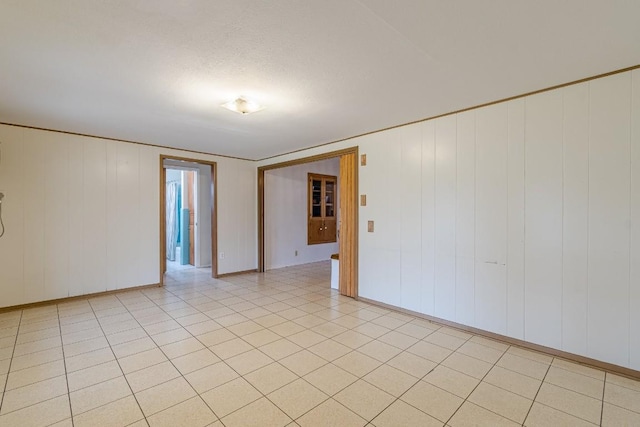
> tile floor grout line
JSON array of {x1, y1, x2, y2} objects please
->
[
  {"x1": 2, "y1": 263, "x2": 639, "y2": 426},
  {"x1": 84, "y1": 296, "x2": 149, "y2": 426},
  {"x1": 55, "y1": 304, "x2": 75, "y2": 426},
  {"x1": 520, "y1": 352, "x2": 553, "y2": 426},
  {"x1": 600, "y1": 372, "x2": 607, "y2": 426},
  {"x1": 161, "y1": 270, "x2": 360, "y2": 425},
  {"x1": 119, "y1": 285, "x2": 252, "y2": 424},
  {"x1": 0, "y1": 310, "x2": 23, "y2": 416},
  {"x1": 443, "y1": 343, "x2": 512, "y2": 426},
  {"x1": 386, "y1": 326, "x2": 478, "y2": 425},
  {"x1": 530, "y1": 363, "x2": 608, "y2": 426}
]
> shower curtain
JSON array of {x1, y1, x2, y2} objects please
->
[{"x1": 166, "y1": 182, "x2": 179, "y2": 261}]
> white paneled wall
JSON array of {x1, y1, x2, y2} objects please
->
[
  {"x1": 264, "y1": 158, "x2": 339, "y2": 270},
  {"x1": 524, "y1": 90, "x2": 564, "y2": 350},
  {"x1": 0, "y1": 125, "x2": 256, "y2": 308},
  {"x1": 631, "y1": 70, "x2": 640, "y2": 370},
  {"x1": 587, "y1": 73, "x2": 631, "y2": 367},
  {"x1": 259, "y1": 69, "x2": 640, "y2": 370},
  {"x1": 454, "y1": 111, "x2": 475, "y2": 326},
  {"x1": 506, "y1": 99, "x2": 526, "y2": 340}
]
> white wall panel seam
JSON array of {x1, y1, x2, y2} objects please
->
[
  {"x1": 79, "y1": 140, "x2": 84, "y2": 296},
  {"x1": 420, "y1": 123, "x2": 424, "y2": 313},
  {"x1": 586, "y1": 82, "x2": 591, "y2": 354},
  {"x1": 503, "y1": 109, "x2": 508, "y2": 331},
  {"x1": 103, "y1": 143, "x2": 108, "y2": 290},
  {"x1": 434, "y1": 120, "x2": 438, "y2": 314},
  {"x1": 137, "y1": 147, "x2": 142, "y2": 283},
  {"x1": 505, "y1": 107, "x2": 508, "y2": 333},
  {"x1": 473, "y1": 113, "x2": 478, "y2": 327},
  {"x1": 523, "y1": 97, "x2": 528, "y2": 340},
  {"x1": 561, "y1": 90, "x2": 565, "y2": 347},
  {"x1": 454, "y1": 114, "x2": 458, "y2": 321},
  {"x1": 473, "y1": 113, "x2": 477, "y2": 326},
  {"x1": 627, "y1": 74, "x2": 634, "y2": 364}
]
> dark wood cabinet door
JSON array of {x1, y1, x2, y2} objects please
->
[{"x1": 308, "y1": 173, "x2": 337, "y2": 245}]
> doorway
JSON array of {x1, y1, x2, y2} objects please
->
[
  {"x1": 160, "y1": 155, "x2": 218, "y2": 283},
  {"x1": 258, "y1": 147, "x2": 358, "y2": 297},
  {"x1": 164, "y1": 168, "x2": 198, "y2": 271}
]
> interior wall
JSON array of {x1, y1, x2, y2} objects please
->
[
  {"x1": 195, "y1": 164, "x2": 212, "y2": 268},
  {"x1": 0, "y1": 124, "x2": 256, "y2": 308},
  {"x1": 265, "y1": 158, "x2": 339, "y2": 269},
  {"x1": 258, "y1": 69, "x2": 640, "y2": 371}
]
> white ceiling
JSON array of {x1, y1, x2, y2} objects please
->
[{"x1": 1, "y1": 1, "x2": 639, "y2": 160}]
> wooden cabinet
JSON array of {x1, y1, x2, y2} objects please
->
[{"x1": 308, "y1": 173, "x2": 337, "y2": 245}]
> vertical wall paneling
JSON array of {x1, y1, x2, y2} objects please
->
[
  {"x1": 561, "y1": 83, "x2": 590, "y2": 355},
  {"x1": 475, "y1": 103, "x2": 509, "y2": 334},
  {"x1": 116, "y1": 143, "x2": 141, "y2": 289},
  {"x1": 524, "y1": 90, "x2": 564, "y2": 349},
  {"x1": 216, "y1": 160, "x2": 258, "y2": 275},
  {"x1": 587, "y1": 73, "x2": 631, "y2": 367},
  {"x1": 258, "y1": 69, "x2": 639, "y2": 370},
  {"x1": 434, "y1": 115, "x2": 457, "y2": 320},
  {"x1": 82, "y1": 139, "x2": 107, "y2": 294},
  {"x1": 506, "y1": 99, "x2": 526, "y2": 339},
  {"x1": 455, "y1": 111, "x2": 475, "y2": 325},
  {"x1": 67, "y1": 136, "x2": 84, "y2": 297},
  {"x1": 359, "y1": 133, "x2": 390, "y2": 302},
  {"x1": 373, "y1": 130, "x2": 401, "y2": 305},
  {"x1": 105, "y1": 141, "x2": 119, "y2": 291},
  {"x1": 0, "y1": 126, "x2": 25, "y2": 306},
  {"x1": 420, "y1": 121, "x2": 436, "y2": 315},
  {"x1": 44, "y1": 134, "x2": 70, "y2": 300},
  {"x1": 138, "y1": 147, "x2": 159, "y2": 284},
  {"x1": 0, "y1": 125, "x2": 257, "y2": 308},
  {"x1": 22, "y1": 133, "x2": 46, "y2": 302},
  {"x1": 400, "y1": 124, "x2": 423, "y2": 311},
  {"x1": 630, "y1": 69, "x2": 640, "y2": 370}
]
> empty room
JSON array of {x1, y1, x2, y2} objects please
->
[{"x1": 0, "y1": 1, "x2": 639, "y2": 426}]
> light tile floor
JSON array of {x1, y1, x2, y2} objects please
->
[{"x1": 0, "y1": 261, "x2": 639, "y2": 426}]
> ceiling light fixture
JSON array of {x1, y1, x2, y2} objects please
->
[{"x1": 221, "y1": 97, "x2": 265, "y2": 115}]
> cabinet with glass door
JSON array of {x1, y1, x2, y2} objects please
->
[{"x1": 308, "y1": 173, "x2": 337, "y2": 244}]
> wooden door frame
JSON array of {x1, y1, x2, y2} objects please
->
[
  {"x1": 257, "y1": 146, "x2": 359, "y2": 297},
  {"x1": 160, "y1": 155, "x2": 218, "y2": 283}
]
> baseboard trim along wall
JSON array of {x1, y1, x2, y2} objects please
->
[
  {"x1": 0, "y1": 283, "x2": 161, "y2": 314},
  {"x1": 217, "y1": 269, "x2": 259, "y2": 278},
  {"x1": 357, "y1": 296, "x2": 640, "y2": 381}
]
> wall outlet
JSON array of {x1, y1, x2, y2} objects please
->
[
  {"x1": 219, "y1": 252, "x2": 225, "y2": 259},
  {"x1": 295, "y1": 250, "x2": 298, "y2": 256}
]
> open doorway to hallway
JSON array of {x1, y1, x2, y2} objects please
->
[
  {"x1": 160, "y1": 156, "x2": 218, "y2": 282},
  {"x1": 165, "y1": 167, "x2": 197, "y2": 272},
  {"x1": 258, "y1": 147, "x2": 358, "y2": 298}
]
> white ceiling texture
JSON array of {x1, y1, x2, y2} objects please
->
[{"x1": 1, "y1": 1, "x2": 639, "y2": 160}]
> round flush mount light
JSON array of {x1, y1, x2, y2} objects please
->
[{"x1": 221, "y1": 97, "x2": 265, "y2": 115}]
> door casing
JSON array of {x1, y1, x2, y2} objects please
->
[
  {"x1": 160, "y1": 155, "x2": 218, "y2": 283},
  {"x1": 257, "y1": 146, "x2": 359, "y2": 297}
]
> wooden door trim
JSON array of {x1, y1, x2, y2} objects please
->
[
  {"x1": 186, "y1": 170, "x2": 196, "y2": 265},
  {"x1": 257, "y1": 146, "x2": 359, "y2": 297},
  {"x1": 160, "y1": 155, "x2": 218, "y2": 284}
]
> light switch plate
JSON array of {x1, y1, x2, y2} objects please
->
[
  {"x1": 367, "y1": 220, "x2": 374, "y2": 232},
  {"x1": 360, "y1": 194, "x2": 366, "y2": 206},
  {"x1": 360, "y1": 154, "x2": 367, "y2": 166}
]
